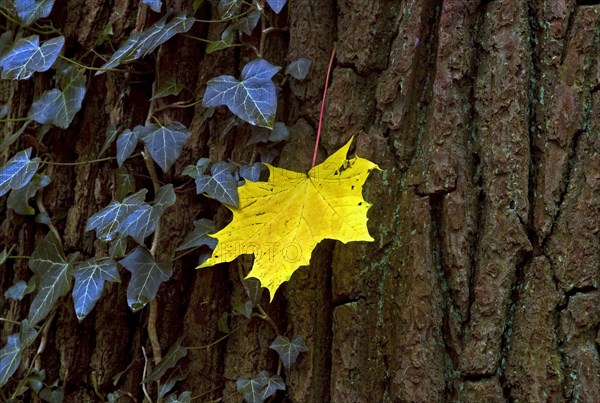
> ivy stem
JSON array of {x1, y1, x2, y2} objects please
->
[
  {"x1": 58, "y1": 55, "x2": 125, "y2": 73},
  {"x1": 312, "y1": 46, "x2": 336, "y2": 168},
  {"x1": 0, "y1": 117, "x2": 29, "y2": 123},
  {"x1": 43, "y1": 156, "x2": 119, "y2": 166}
]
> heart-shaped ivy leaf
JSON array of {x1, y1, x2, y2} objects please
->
[
  {"x1": 85, "y1": 189, "x2": 147, "y2": 242},
  {"x1": 193, "y1": 161, "x2": 239, "y2": 206},
  {"x1": 139, "y1": 122, "x2": 191, "y2": 172},
  {"x1": 7, "y1": 174, "x2": 51, "y2": 215},
  {"x1": 12, "y1": 0, "x2": 56, "y2": 25},
  {"x1": 203, "y1": 59, "x2": 280, "y2": 129},
  {"x1": 0, "y1": 148, "x2": 40, "y2": 198},
  {"x1": 27, "y1": 232, "x2": 72, "y2": 326},
  {"x1": 71, "y1": 258, "x2": 120, "y2": 321},
  {"x1": 269, "y1": 335, "x2": 308, "y2": 369},
  {"x1": 266, "y1": 0, "x2": 287, "y2": 14},
  {"x1": 0, "y1": 35, "x2": 64, "y2": 80},
  {"x1": 119, "y1": 246, "x2": 173, "y2": 312}
]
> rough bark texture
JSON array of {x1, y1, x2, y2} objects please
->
[{"x1": 1, "y1": 0, "x2": 599, "y2": 402}]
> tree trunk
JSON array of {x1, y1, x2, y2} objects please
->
[{"x1": 1, "y1": 0, "x2": 599, "y2": 402}]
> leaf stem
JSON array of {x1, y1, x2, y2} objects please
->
[
  {"x1": 0, "y1": 117, "x2": 30, "y2": 123},
  {"x1": 43, "y1": 156, "x2": 119, "y2": 166},
  {"x1": 312, "y1": 46, "x2": 336, "y2": 168},
  {"x1": 59, "y1": 55, "x2": 127, "y2": 73}
]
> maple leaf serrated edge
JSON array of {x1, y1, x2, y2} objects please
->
[{"x1": 198, "y1": 136, "x2": 380, "y2": 300}]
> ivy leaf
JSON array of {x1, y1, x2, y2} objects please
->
[
  {"x1": 203, "y1": 59, "x2": 280, "y2": 129},
  {"x1": 116, "y1": 128, "x2": 139, "y2": 166},
  {"x1": 142, "y1": 0, "x2": 161, "y2": 12},
  {"x1": 109, "y1": 238, "x2": 127, "y2": 259},
  {"x1": 4, "y1": 280, "x2": 28, "y2": 300},
  {"x1": 266, "y1": 0, "x2": 286, "y2": 14},
  {"x1": 153, "y1": 183, "x2": 176, "y2": 212},
  {"x1": 248, "y1": 122, "x2": 289, "y2": 145},
  {"x1": 236, "y1": 371, "x2": 269, "y2": 403},
  {"x1": 182, "y1": 157, "x2": 211, "y2": 178},
  {"x1": 151, "y1": 76, "x2": 183, "y2": 99},
  {"x1": 7, "y1": 174, "x2": 51, "y2": 215},
  {"x1": 206, "y1": 26, "x2": 234, "y2": 54},
  {"x1": 269, "y1": 335, "x2": 308, "y2": 369},
  {"x1": 199, "y1": 137, "x2": 379, "y2": 299},
  {"x1": 139, "y1": 122, "x2": 191, "y2": 172},
  {"x1": 0, "y1": 31, "x2": 12, "y2": 57},
  {"x1": 0, "y1": 148, "x2": 40, "y2": 197},
  {"x1": 118, "y1": 185, "x2": 175, "y2": 243},
  {"x1": 27, "y1": 232, "x2": 72, "y2": 326},
  {"x1": 231, "y1": 9, "x2": 260, "y2": 36},
  {"x1": 176, "y1": 219, "x2": 217, "y2": 251},
  {"x1": 115, "y1": 166, "x2": 135, "y2": 200},
  {"x1": 98, "y1": 13, "x2": 194, "y2": 73},
  {"x1": 233, "y1": 300, "x2": 253, "y2": 319},
  {"x1": 285, "y1": 58, "x2": 311, "y2": 80},
  {"x1": 85, "y1": 189, "x2": 147, "y2": 242},
  {"x1": 29, "y1": 64, "x2": 87, "y2": 128},
  {"x1": 71, "y1": 258, "x2": 120, "y2": 321},
  {"x1": 165, "y1": 391, "x2": 191, "y2": 403},
  {"x1": 0, "y1": 333, "x2": 22, "y2": 387},
  {"x1": 12, "y1": 0, "x2": 56, "y2": 25},
  {"x1": 0, "y1": 35, "x2": 64, "y2": 80},
  {"x1": 19, "y1": 319, "x2": 37, "y2": 348},
  {"x1": 239, "y1": 163, "x2": 262, "y2": 182},
  {"x1": 193, "y1": 161, "x2": 239, "y2": 207},
  {"x1": 217, "y1": 0, "x2": 241, "y2": 19},
  {"x1": 146, "y1": 336, "x2": 187, "y2": 382},
  {"x1": 262, "y1": 375, "x2": 285, "y2": 400},
  {"x1": 39, "y1": 386, "x2": 64, "y2": 403},
  {"x1": 119, "y1": 246, "x2": 173, "y2": 311},
  {"x1": 257, "y1": 146, "x2": 278, "y2": 164},
  {"x1": 243, "y1": 277, "x2": 263, "y2": 305}
]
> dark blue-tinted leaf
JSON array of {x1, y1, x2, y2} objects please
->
[
  {"x1": 39, "y1": 386, "x2": 64, "y2": 403},
  {"x1": 98, "y1": 13, "x2": 194, "y2": 73},
  {"x1": 243, "y1": 277, "x2": 263, "y2": 305},
  {"x1": 182, "y1": 157, "x2": 211, "y2": 178},
  {"x1": 165, "y1": 391, "x2": 191, "y2": 403},
  {"x1": 13, "y1": 0, "x2": 56, "y2": 25},
  {"x1": 116, "y1": 129, "x2": 139, "y2": 166},
  {"x1": 203, "y1": 59, "x2": 280, "y2": 128},
  {"x1": 108, "y1": 238, "x2": 127, "y2": 259},
  {"x1": 236, "y1": 371, "x2": 269, "y2": 403},
  {"x1": 142, "y1": 0, "x2": 161, "y2": 12},
  {"x1": 4, "y1": 280, "x2": 28, "y2": 300},
  {"x1": 233, "y1": 300, "x2": 253, "y2": 319},
  {"x1": 262, "y1": 375, "x2": 285, "y2": 400},
  {"x1": 117, "y1": 205, "x2": 156, "y2": 244},
  {"x1": 0, "y1": 35, "x2": 64, "y2": 80},
  {"x1": 0, "y1": 333, "x2": 22, "y2": 387},
  {"x1": 99, "y1": 124, "x2": 119, "y2": 156},
  {"x1": 0, "y1": 148, "x2": 40, "y2": 197},
  {"x1": 19, "y1": 319, "x2": 37, "y2": 348},
  {"x1": 0, "y1": 31, "x2": 12, "y2": 57},
  {"x1": 139, "y1": 122, "x2": 191, "y2": 172},
  {"x1": 0, "y1": 103, "x2": 7, "y2": 119},
  {"x1": 231, "y1": 9, "x2": 260, "y2": 36},
  {"x1": 115, "y1": 166, "x2": 135, "y2": 200},
  {"x1": 7, "y1": 174, "x2": 51, "y2": 215},
  {"x1": 257, "y1": 146, "x2": 278, "y2": 164},
  {"x1": 266, "y1": 0, "x2": 286, "y2": 14},
  {"x1": 25, "y1": 369, "x2": 45, "y2": 393},
  {"x1": 27, "y1": 232, "x2": 72, "y2": 326},
  {"x1": 248, "y1": 121, "x2": 289, "y2": 145},
  {"x1": 194, "y1": 161, "x2": 239, "y2": 206},
  {"x1": 85, "y1": 189, "x2": 147, "y2": 242},
  {"x1": 157, "y1": 367, "x2": 187, "y2": 399},
  {"x1": 269, "y1": 335, "x2": 308, "y2": 369},
  {"x1": 151, "y1": 76, "x2": 183, "y2": 99},
  {"x1": 153, "y1": 183, "x2": 176, "y2": 212},
  {"x1": 239, "y1": 163, "x2": 262, "y2": 182},
  {"x1": 285, "y1": 57, "x2": 311, "y2": 80},
  {"x1": 217, "y1": 0, "x2": 241, "y2": 19},
  {"x1": 71, "y1": 258, "x2": 120, "y2": 321},
  {"x1": 29, "y1": 65, "x2": 87, "y2": 128},
  {"x1": 176, "y1": 219, "x2": 217, "y2": 251},
  {"x1": 119, "y1": 246, "x2": 173, "y2": 311},
  {"x1": 146, "y1": 336, "x2": 187, "y2": 382},
  {"x1": 206, "y1": 26, "x2": 234, "y2": 54}
]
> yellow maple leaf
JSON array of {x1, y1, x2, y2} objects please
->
[{"x1": 198, "y1": 137, "x2": 379, "y2": 299}]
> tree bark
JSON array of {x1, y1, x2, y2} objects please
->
[{"x1": 1, "y1": 0, "x2": 599, "y2": 402}]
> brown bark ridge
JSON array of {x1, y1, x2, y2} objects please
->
[{"x1": 1, "y1": 0, "x2": 599, "y2": 401}]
